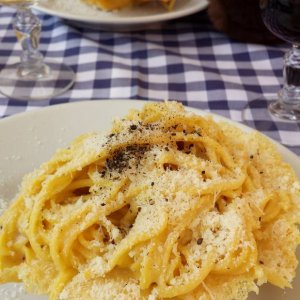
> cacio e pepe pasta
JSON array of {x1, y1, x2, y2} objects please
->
[{"x1": 0, "y1": 102, "x2": 300, "y2": 300}]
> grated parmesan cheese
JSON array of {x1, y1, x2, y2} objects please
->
[{"x1": 0, "y1": 197, "x2": 8, "y2": 216}]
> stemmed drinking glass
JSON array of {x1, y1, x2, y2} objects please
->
[
  {"x1": 243, "y1": 0, "x2": 300, "y2": 147},
  {"x1": 0, "y1": 0, "x2": 75, "y2": 101}
]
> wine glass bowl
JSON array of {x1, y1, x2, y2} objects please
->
[
  {"x1": 243, "y1": 0, "x2": 300, "y2": 147},
  {"x1": 0, "y1": 0, "x2": 75, "y2": 101},
  {"x1": 260, "y1": 0, "x2": 300, "y2": 121},
  {"x1": 261, "y1": 0, "x2": 300, "y2": 46}
]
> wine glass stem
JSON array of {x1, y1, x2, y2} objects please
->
[
  {"x1": 14, "y1": 5, "x2": 49, "y2": 78},
  {"x1": 280, "y1": 45, "x2": 300, "y2": 108}
]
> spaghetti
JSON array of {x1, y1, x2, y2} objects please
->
[{"x1": 0, "y1": 102, "x2": 300, "y2": 300}]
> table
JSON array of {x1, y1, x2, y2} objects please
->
[{"x1": 0, "y1": 6, "x2": 299, "y2": 155}]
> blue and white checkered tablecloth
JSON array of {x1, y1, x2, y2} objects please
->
[{"x1": 0, "y1": 6, "x2": 299, "y2": 155}]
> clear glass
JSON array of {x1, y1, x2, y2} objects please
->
[
  {"x1": 243, "y1": 0, "x2": 300, "y2": 147},
  {"x1": 0, "y1": 1, "x2": 75, "y2": 101}
]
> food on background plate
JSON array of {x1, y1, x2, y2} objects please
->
[
  {"x1": 83, "y1": 0, "x2": 176, "y2": 11},
  {"x1": 0, "y1": 102, "x2": 300, "y2": 300}
]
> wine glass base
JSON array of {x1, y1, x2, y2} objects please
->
[
  {"x1": 0, "y1": 60, "x2": 75, "y2": 101},
  {"x1": 243, "y1": 98, "x2": 300, "y2": 147},
  {"x1": 269, "y1": 101, "x2": 300, "y2": 121}
]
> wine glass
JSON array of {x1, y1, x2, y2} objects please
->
[
  {"x1": 243, "y1": 0, "x2": 300, "y2": 147},
  {"x1": 0, "y1": 0, "x2": 75, "y2": 101}
]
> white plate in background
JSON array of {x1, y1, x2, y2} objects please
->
[
  {"x1": 35, "y1": 0, "x2": 208, "y2": 30},
  {"x1": 0, "y1": 100, "x2": 299, "y2": 299}
]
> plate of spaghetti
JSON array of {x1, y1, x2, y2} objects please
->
[
  {"x1": 0, "y1": 100, "x2": 300, "y2": 300},
  {"x1": 35, "y1": 0, "x2": 208, "y2": 30}
]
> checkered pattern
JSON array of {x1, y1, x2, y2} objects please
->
[{"x1": 0, "y1": 6, "x2": 299, "y2": 155}]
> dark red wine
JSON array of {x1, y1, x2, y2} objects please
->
[{"x1": 261, "y1": 0, "x2": 300, "y2": 45}]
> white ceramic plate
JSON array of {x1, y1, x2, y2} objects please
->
[
  {"x1": 0, "y1": 100, "x2": 299, "y2": 300},
  {"x1": 35, "y1": 0, "x2": 208, "y2": 30}
]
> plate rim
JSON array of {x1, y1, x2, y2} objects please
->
[
  {"x1": 0, "y1": 99, "x2": 299, "y2": 168},
  {"x1": 35, "y1": 0, "x2": 208, "y2": 25}
]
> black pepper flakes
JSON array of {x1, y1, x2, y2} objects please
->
[
  {"x1": 149, "y1": 199, "x2": 155, "y2": 205},
  {"x1": 151, "y1": 182, "x2": 154, "y2": 186},
  {"x1": 193, "y1": 130, "x2": 202, "y2": 136},
  {"x1": 101, "y1": 203, "x2": 106, "y2": 207},
  {"x1": 106, "y1": 144, "x2": 149, "y2": 173},
  {"x1": 259, "y1": 260, "x2": 264, "y2": 265},
  {"x1": 163, "y1": 163, "x2": 179, "y2": 171},
  {"x1": 176, "y1": 141, "x2": 184, "y2": 151},
  {"x1": 130, "y1": 124, "x2": 137, "y2": 130},
  {"x1": 197, "y1": 238, "x2": 203, "y2": 245},
  {"x1": 250, "y1": 155, "x2": 254, "y2": 159},
  {"x1": 202, "y1": 170, "x2": 206, "y2": 175}
]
